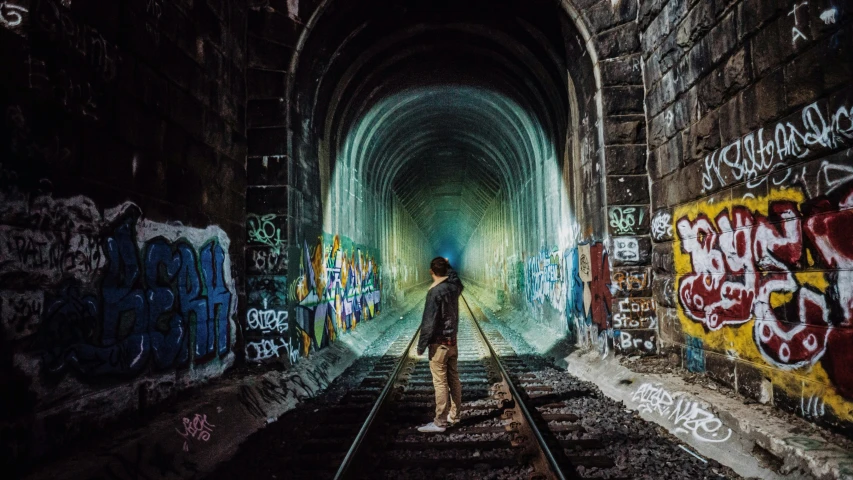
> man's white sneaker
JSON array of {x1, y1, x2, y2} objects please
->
[
  {"x1": 417, "y1": 422, "x2": 446, "y2": 433},
  {"x1": 446, "y1": 415, "x2": 459, "y2": 426}
]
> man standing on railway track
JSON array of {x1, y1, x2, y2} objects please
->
[{"x1": 416, "y1": 257, "x2": 465, "y2": 433}]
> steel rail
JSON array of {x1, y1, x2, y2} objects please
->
[
  {"x1": 333, "y1": 325, "x2": 421, "y2": 480},
  {"x1": 461, "y1": 294, "x2": 569, "y2": 480}
]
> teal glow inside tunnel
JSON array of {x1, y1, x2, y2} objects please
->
[
  {"x1": 288, "y1": 0, "x2": 606, "y2": 322},
  {"x1": 327, "y1": 85, "x2": 559, "y2": 263}
]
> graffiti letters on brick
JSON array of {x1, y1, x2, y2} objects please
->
[
  {"x1": 245, "y1": 234, "x2": 383, "y2": 364},
  {"x1": 615, "y1": 329, "x2": 656, "y2": 355},
  {"x1": 290, "y1": 234, "x2": 382, "y2": 357},
  {"x1": 700, "y1": 101, "x2": 853, "y2": 194},
  {"x1": 0, "y1": 193, "x2": 236, "y2": 379},
  {"x1": 651, "y1": 209, "x2": 674, "y2": 242},
  {"x1": 612, "y1": 298, "x2": 656, "y2": 329},
  {"x1": 247, "y1": 214, "x2": 286, "y2": 255},
  {"x1": 675, "y1": 179, "x2": 853, "y2": 423},
  {"x1": 525, "y1": 247, "x2": 565, "y2": 313},
  {"x1": 608, "y1": 206, "x2": 649, "y2": 236}
]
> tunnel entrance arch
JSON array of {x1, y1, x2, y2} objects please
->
[{"x1": 245, "y1": 0, "x2": 652, "y2": 363}]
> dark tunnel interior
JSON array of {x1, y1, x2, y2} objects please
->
[
  {"x1": 2, "y1": 0, "x2": 853, "y2": 477},
  {"x1": 287, "y1": 0, "x2": 594, "y2": 268}
]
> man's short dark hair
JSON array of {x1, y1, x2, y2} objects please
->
[{"x1": 430, "y1": 257, "x2": 450, "y2": 276}]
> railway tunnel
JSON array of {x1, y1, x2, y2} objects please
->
[{"x1": 1, "y1": 0, "x2": 852, "y2": 479}]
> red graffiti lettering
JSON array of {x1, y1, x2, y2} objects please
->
[{"x1": 677, "y1": 196, "x2": 836, "y2": 371}]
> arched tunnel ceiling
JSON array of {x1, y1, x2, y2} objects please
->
[
  {"x1": 357, "y1": 88, "x2": 520, "y2": 254},
  {"x1": 292, "y1": 0, "x2": 572, "y2": 256}
]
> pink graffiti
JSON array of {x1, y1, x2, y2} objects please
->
[{"x1": 176, "y1": 413, "x2": 215, "y2": 452}]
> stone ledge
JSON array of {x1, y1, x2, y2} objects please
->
[{"x1": 566, "y1": 350, "x2": 852, "y2": 480}]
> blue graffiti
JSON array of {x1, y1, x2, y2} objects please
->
[
  {"x1": 685, "y1": 334, "x2": 706, "y2": 373},
  {"x1": 565, "y1": 247, "x2": 584, "y2": 319},
  {"x1": 40, "y1": 211, "x2": 232, "y2": 377}
]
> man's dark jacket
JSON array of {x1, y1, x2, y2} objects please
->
[{"x1": 417, "y1": 269, "x2": 464, "y2": 355}]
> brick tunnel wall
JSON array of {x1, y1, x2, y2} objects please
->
[
  {"x1": 462, "y1": 0, "x2": 656, "y2": 358},
  {"x1": 0, "y1": 0, "x2": 247, "y2": 468},
  {"x1": 2, "y1": 0, "x2": 852, "y2": 469},
  {"x1": 245, "y1": 0, "x2": 432, "y2": 366},
  {"x1": 643, "y1": 0, "x2": 853, "y2": 431}
]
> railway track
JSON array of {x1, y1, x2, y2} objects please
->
[
  {"x1": 333, "y1": 295, "x2": 574, "y2": 480},
  {"x1": 210, "y1": 293, "x2": 735, "y2": 480}
]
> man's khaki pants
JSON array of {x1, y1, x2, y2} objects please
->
[{"x1": 428, "y1": 344, "x2": 462, "y2": 427}]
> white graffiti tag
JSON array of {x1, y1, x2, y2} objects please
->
[
  {"x1": 632, "y1": 383, "x2": 733, "y2": 443},
  {"x1": 245, "y1": 337, "x2": 298, "y2": 363},
  {"x1": 246, "y1": 308, "x2": 289, "y2": 334},
  {"x1": 0, "y1": 2, "x2": 27, "y2": 28},
  {"x1": 701, "y1": 102, "x2": 853, "y2": 193},
  {"x1": 651, "y1": 211, "x2": 673, "y2": 242},
  {"x1": 247, "y1": 214, "x2": 286, "y2": 255}
]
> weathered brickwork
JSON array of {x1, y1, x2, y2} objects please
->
[
  {"x1": 643, "y1": 0, "x2": 853, "y2": 430},
  {"x1": 0, "y1": 0, "x2": 247, "y2": 470}
]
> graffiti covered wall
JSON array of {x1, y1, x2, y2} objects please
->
[
  {"x1": 0, "y1": 179, "x2": 237, "y2": 461},
  {"x1": 244, "y1": 232, "x2": 383, "y2": 364},
  {"x1": 673, "y1": 171, "x2": 853, "y2": 427},
  {"x1": 463, "y1": 197, "x2": 657, "y2": 356},
  {"x1": 1, "y1": 0, "x2": 247, "y2": 468},
  {"x1": 641, "y1": 0, "x2": 853, "y2": 430}
]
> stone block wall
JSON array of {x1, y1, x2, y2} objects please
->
[
  {"x1": 0, "y1": 0, "x2": 247, "y2": 470},
  {"x1": 642, "y1": 0, "x2": 853, "y2": 430},
  {"x1": 244, "y1": 0, "x2": 432, "y2": 368}
]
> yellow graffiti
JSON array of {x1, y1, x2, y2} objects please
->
[
  {"x1": 301, "y1": 329, "x2": 310, "y2": 357},
  {"x1": 673, "y1": 187, "x2": 853, "y2": 423},
  {"x1": 312, "y1": 239, "x2": 326, "y2": 298}
]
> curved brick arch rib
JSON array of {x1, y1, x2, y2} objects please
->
[
  {"x1": 559, "y1": 1, "x2": 654, "y2": 355},
  {"x1": 245, "y1": 0, "x2": 654, "y2": 362}
]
